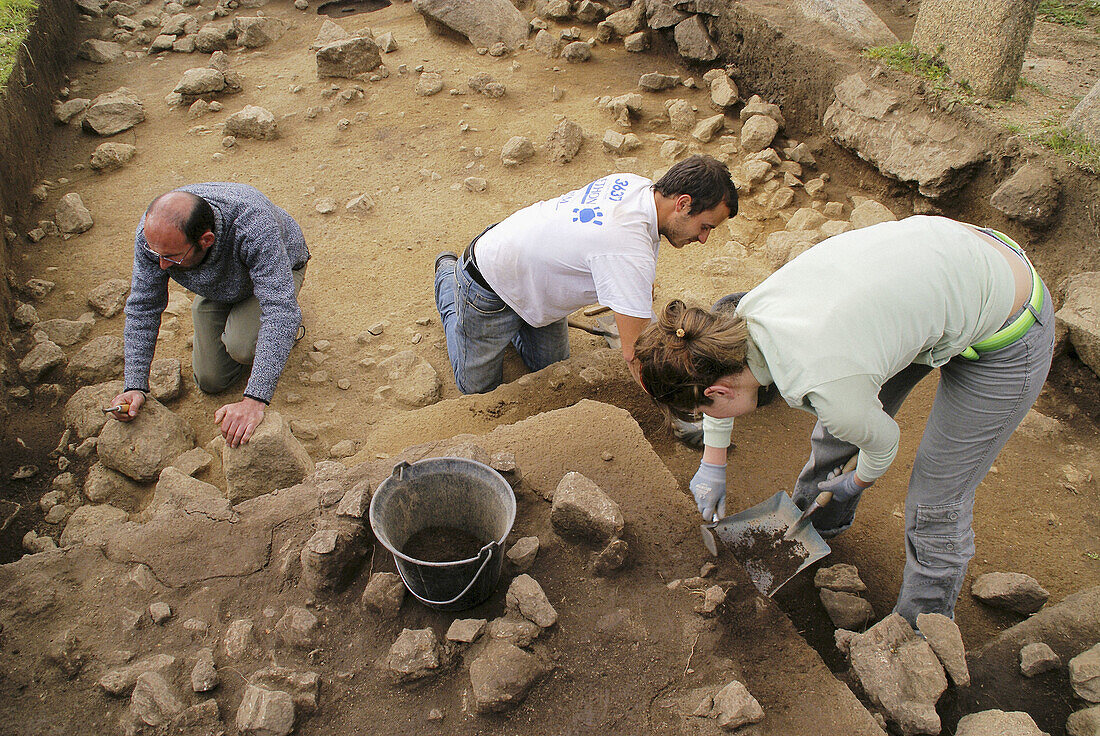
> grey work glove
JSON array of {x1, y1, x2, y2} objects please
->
[
  {"x1": 690, "y1": 461, "x2": 727, "y2": 521},
  {"x1": 816, "y1": 470, "x2": 869, "y2": 505}
]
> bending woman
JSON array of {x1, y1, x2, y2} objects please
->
[{"x1": 633, "y1": 215, "x2": 1054, "y2": 623}]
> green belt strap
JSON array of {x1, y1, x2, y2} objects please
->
[{"x1": 960, "y1": 228, "x2": 1043, "y2": 361}]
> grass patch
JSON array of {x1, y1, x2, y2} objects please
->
[
  {"x1": 1033, "y1": 125, "x2": 1100, "y2": 172},
  {"x1": 862, "y1": 43, "x2": 950, "y2": 81},
  {"x1": 1017, "y1": 76, "x2": 1050, "y2": 96},
  {"x1": 0, "y1": 0, "x2": 38, "y2": 89},
  {"x1": 1038, "y1": 0, "x2": 1091, "y2": 26}
]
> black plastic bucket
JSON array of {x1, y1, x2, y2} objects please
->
[{"x1": 368, "y1": 457, "x2": 516, "y2": 611}]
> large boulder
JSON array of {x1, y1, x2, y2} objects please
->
[
  {"x1": 90, "y1": 142, "x2": 136, "y2": 172},
  {"x1": 1067, "y1": 80, "x2": 1100, "y2": 147},
  {"x1": 98, "y1": 397, "x2": 196, "y2": 482},
  {"x1": 316, "y1": 37, "x2": 382, "y2": 79},
  {"x1": 222, "y1": 410, "x2": 313, "y2": 503},
  {"x1": 505, "y1": 574, "x2": 558, "y2": 628},
  {"x1": 64, "y1": 380, "x2": 124, "y2": 438},
  {"x1": 1056, "y1": 272, "x2": 1100, "y2": 378},
  {"x1": 412, "y1": 0, "x2": 528, "y2": 50},
  {"x1": 37, "y1": 318, "x2": 92, "y2": 347},
  {"x1": 144, "y1": 467, "x2": 229, "y2": 519},
  {"x1": 68, "y1": 335, "x2": 124, "y2": 384},
  {"x1": 386, "y1": 628, "x2": 442, "y2": 683},
  {"x1": 916, "y1": 612, "x2": 970, "y2": 687},
  {"x1": 20, "y1": 340, "x2": 66, "y2": 381},
  {"x1": 87, "y1": 278, "x2": 130, "y2": 316},
  {"x1": 174, "y1": 68, "x2": 227, "y2": 96},
  {"x1": 1071, "y1": 643, "x2": 1100, "y2": 703},
  {"x1": 848, "y1": 613, "x2": 948, "y2": 735},
  {"x1": 546, "y1": 118, "x2": 584, "y2": 164},
  {"x1": 990, "y1": 162, "x2": 1061, "y2": 227},
  {"x1": 82, "y1": 88, "x2": 145, "y2": 136},
  {"x1": 235, "y1": 685, "x2": 294, "y2": 736},
  {"x1": 796, "y1": 0, "x2": 898, "y2": 47},
  {"x1": 673, "y1": 15, "x2": 719, "y2": 61},
  {"x1": 60, "y1": 503, "x2": 129, "y2": 547},
  {"x1": 78, "y1": 38, "x2": 123, "y2": 63},
  {"x1": 823, "y1": 74, "x2": 985, "y2": 198},
  {"x1": 377, "y1": 350, "x2": 441, "y2": 407}
]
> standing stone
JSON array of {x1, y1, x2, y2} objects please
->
[
  {"x1": 469, "y1": 640, "x2": 548, "y2": 713},
  {"x1": 1067, "y1": 81, "x2": 1100, "y2": 147},
  {"x1": 848, "y1": 613, "x2": 948, "y2": 735},
  {"x1": 674, "y1": 15, "x2": 719, "y2": 61},
  {"x1": 1071, "y1": 644, "x2": 1100, "y2": 703},
  {"x1": 98, "y1": 397, "x2": 196, "y2": 482},
  {"x1": 955, "y1": 710, "x2": 1047, "y2": 736},
  {"x1": 796, "y1": 0, "x2": 898, "y2": 47},
  {"x1": 990, "y1": 162, "x2": 1061, "y2": 227},
  {"x1": 916, "y1": 612, "x2": 970, "y2": 687},
  {"x1": 1057, "y1": 272, "x2": 1100, "y2": 378},
  {"x1": 90, "y1": 142, "x2": 137, "y2": 172},
  {"x1": 224, "y1": 106, "x2": 278, "y2": 140},
  {"x1": 316, "y1": 37, "x2": 382, "y2": 79},
  {"x1": 551, "y1": 471, "x2": 624, "y2": 543},
  {"x1": 56, "y1": 193, "x2": 94, "y2": 234},
  {"x1": 223, "y1": 410, "x2": 313, "y2": 503},
  {"x1": 912, "y1": 0, "x2": 1039, "y2": 99},
  {"x1": 823, "y1": 74, "x2": 986, "y2": 198},
  {"x1": 68, "y1": 335, "x2": 125, "y2": 383},
  {"x1": 412, "y1": 0, "x2": 528, "y2": 50},
  {"x1": 546, "y1": 118, "x2": 584, "y2": 164},
  {"x1": 83, "y1": 88, "x2": 145, "y2": 135},
  {"x1": 971, "y1": 572, "x2": 1049, "y2": 614},
  {"x1": 236, "y1": 685, "x2": 295, "y2": 736}
]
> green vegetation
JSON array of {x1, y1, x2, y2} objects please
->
[
  {"x1": 0, "y1": 0, "x2": 37, "y2": 89},
  {"x1": 1017, "y1": 76, "x2": 1050, "y2": 96},
  {"x1": 861, "y1": 43, "x2": 950, "y2": 82},
  {"x1": 1033, "y1": 126, "x2": 1100, "y2": 171},
  {"x1": 1038, "y1": 0, "x2": 1091, "y2": 26}
]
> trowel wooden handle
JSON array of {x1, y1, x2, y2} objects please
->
[{"x1": 813, "y1": 491, "x2": 833, "y2": 507}]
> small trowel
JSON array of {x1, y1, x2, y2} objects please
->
[
  {"x1": 700, "y1": 513, "x2": 720, "y2": 557},
  {"x1": 783, "y1": 456, "x2": 858, "y2": 540}
]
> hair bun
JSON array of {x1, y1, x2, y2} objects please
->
[{"x1": 675, "y1": 328, "x2": 686, "y2": 338}]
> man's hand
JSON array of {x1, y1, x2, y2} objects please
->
[
  {"x1": 108, "y1": 390, "x2": 147, "y2": 422},
  {"x1": 614, "y1": 312, "x2": 654, "y2": 387},
  {"x1": 215, "y1": 397, "x2": 266, "y2": 448}
]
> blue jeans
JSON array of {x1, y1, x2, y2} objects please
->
[
  {"x1": 791, "y1": 283, "x2": 1055, "y2": 625},
  {"x1": 434, "y1": 255, "x2": 569, "y2": 394}
]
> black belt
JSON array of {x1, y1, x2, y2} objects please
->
[{"x1": 462, "y1": 224, "x2": 497, "y2": 292}]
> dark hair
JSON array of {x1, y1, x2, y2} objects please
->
[
  {"x1": 633, "y1": 299, "x2": 750, "y2": 421},
  {"x1": 146, "y1": 191, "x2": 216, "y2": 247},
  {"x1": 653, "y1": 154, "x2": 739, "y2": 217}
]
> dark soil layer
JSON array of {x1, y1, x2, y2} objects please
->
[
  {"x1": 727, "y1": 525, "x2": 810, "y2": 596},
  {"x1": 403, "y1": 525, "x2": 488, "y2": 563}
]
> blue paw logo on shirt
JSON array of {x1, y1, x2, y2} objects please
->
[{"x1": 572, "y1": 206, "x2": 604, "y2": 226}]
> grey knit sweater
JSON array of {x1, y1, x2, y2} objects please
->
[{"x1": 123, "y1": 182, "x2": 310, "y2": 403}]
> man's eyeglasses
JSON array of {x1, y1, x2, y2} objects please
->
[{"x1": 144, "y1": 242, "x2": 194, "y2": 266}]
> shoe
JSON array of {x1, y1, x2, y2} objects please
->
[
  {"x1": 295, "y1": 324, "x2": 306, "y2": 342},
  {"x1": 434, "y1": 251, "x2": 458, "y2": 274}
]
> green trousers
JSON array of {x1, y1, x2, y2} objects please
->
[{"x1": 190, "y1": 264, "x2": 306, "y2": 394}]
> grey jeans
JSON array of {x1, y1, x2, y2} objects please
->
[
  {"x1": 191, "y1": 264, "x2": 307, "y2": 394},
  {"x1": 791, "y1": 283, "x2": 1055, "y2": 624}
]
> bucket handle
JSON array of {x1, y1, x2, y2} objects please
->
[
  {"x1": 397, "y1": 541, "x2": 499, "y2": 609},
  {"x1": 391, "y1": 461, "x2": 411, "y2": 481}
]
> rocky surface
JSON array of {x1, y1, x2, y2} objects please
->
[
  {"x1": 98, "y1": 398, "x2": 195, "y2": 482},
  {"x1": 222, "y1": 410, "x2": 313, "y2": 503},
  {"x1": 971, "y1": 572, "x2": 1050, "y2": 614},
  {"x1": 550, "y1": 471, "x2": 624, "y2": 543}
]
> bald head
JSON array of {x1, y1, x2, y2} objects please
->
[{"x1": 145, "y1": 190, "x2": 215, "y2": 247}]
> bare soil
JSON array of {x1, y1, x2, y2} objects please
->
[{"x1": 1, "y1": 1, "x2": 1099, "y2": 734}]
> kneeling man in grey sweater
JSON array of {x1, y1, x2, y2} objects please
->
[{"x1": 109, "y1": 183, "x2": 309, "y2": 447}]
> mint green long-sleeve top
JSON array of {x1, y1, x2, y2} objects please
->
[{"x1": 732, "y1": 216, "x2": 1017, "y2": 482}]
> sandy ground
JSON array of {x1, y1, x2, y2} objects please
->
[{"x1": 2, "y1": 1, "x2": 1100, "y2": 733}]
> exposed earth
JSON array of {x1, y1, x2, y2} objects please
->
[{"x1": 1, "y1": 1, "x2": 1099, "y2": 735}]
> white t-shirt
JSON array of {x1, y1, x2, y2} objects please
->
[{"x1": 475, "y1": 173, "x2": 660, "y2": 327}]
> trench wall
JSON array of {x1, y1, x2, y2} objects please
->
[{"x1": 0, "y1": 0, "x2": 80, "y2": 431}]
